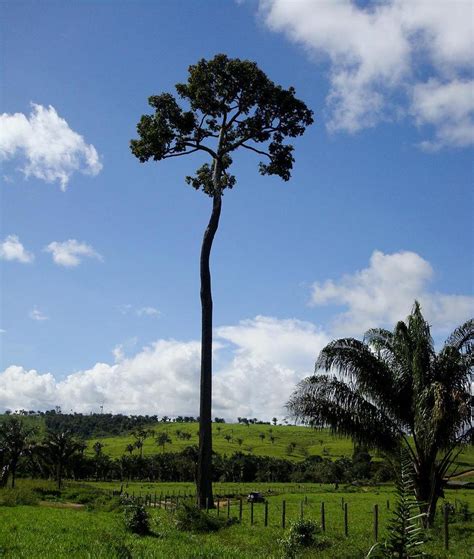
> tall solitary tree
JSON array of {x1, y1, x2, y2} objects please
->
[
  {"x1": 288, "y1": 302, "x2": 473, "y2": 526},
  {"x1": 131, "y1": 54, "x2": 313, "y2": 507}
]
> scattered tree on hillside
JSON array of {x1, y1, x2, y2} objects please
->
[
  {"x1": 131, "y1": 53, "x2": 313, "y2": 507},
  {"x1": 93, "y1": 441, "x2": 104, "y2": 456},
  {"x1": 131, "y1": 428, "x2": 154, "y2": 459},
  {"x1": 289, "y1": 302, "x2": 473, "y2": 526},
  {"x1": 272, "y1": 417, "x2": 278, "y2": 426},
  {"x1": 259, "y1": 432, "x2": 266, "y2": 442},
  {"x1": 125, "y1": 443, "x2": 135, "y2": 455},
  {"x1": 156, "y1": 432, "x2": 172, "y2": 452}
]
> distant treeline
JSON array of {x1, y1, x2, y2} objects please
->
[
  {"x1": 2, "y1": 410, "x2": 276, "y2": 438},
  {"x1": 20, "y1": 446, "x2": 393, "y2": 485}
]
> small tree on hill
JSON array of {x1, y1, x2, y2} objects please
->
[{"x1": 156, "y1": 432, "x2": 172, "y2": 452}]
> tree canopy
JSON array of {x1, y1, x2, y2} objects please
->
[{"x1": 130, "y1": 53, "x2": 313, "y2": 194}]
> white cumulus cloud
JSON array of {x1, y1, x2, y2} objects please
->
[
  {"x1": 45, "y1": 239, "x2": 103, "y2": 267},
  {"x1": 0, "y1": 103, "x2": 102, "y2": 190},
  {"x1": 136, "y1": 307, "x2": 160, "y2": 317},
  {"x1": 0, "y1": 317, "x2": 327, "y2": 419},
  {"x1": 259, "y1": 0, "x2": 474, "y2": 147},
  {"x1": 311, "y1": 250, "x2": 474, "y2": 335},
  {"x1": 29, "y1": 307, "x2": 49, "y2": 321},
  {"x1": 0, "y1": 235, "x2": 34, "y2": 263}
]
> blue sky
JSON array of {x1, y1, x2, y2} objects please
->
[{"x1": 1, "y1": 0, "x2": 473, "y2": 419}]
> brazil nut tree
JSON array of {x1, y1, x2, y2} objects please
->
[{"x1": 131, "y1": 54, "x2": 313, "y2": 507}]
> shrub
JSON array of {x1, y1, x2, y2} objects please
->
[
  {"x1": 279, "y1": 519, "x2": 326, "y2": 559},
  {"x1": 0, "y1": 487, "x2": 39, "y2": 506},
  {"x1": 175, "y1": 501, "x2": 237, "y2": 533},
  {"x1": 123, "y1": 501, "x2": 150, "y2": 535}
]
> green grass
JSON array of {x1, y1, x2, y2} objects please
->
[
  {"x1": 1, "y1": 480, "x2": 473, "y2": 558},
  {"x1": 88, "y1": 422, "x2": 374, "y2": 461}
]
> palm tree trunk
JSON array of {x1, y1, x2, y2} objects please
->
[{"x1": 197, "y1": 189, "x2": 222, "y2": 508}]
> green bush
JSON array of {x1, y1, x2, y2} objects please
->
[
  {"x1": 0, "y1": 487, "x2": 39, "y2": 506},
  {"x1": 123, "y1": 501, "x2": 150, "y2": 535},
  {"x1": 174, "y1": 501, "x2": 237, "y2": 533},
  {"x1": 279, "y1": 519, "x2": 327, "y2": 559}
]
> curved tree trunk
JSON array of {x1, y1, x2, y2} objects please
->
[{"x1": 197, "y1": 189, "x2": 222, "y2": 508}]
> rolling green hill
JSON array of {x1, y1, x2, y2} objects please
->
[
  {"x1": 87, "y1": 422, "x2": 474, "y2": 473},
  {"x1": 1, "y1": 414, "x2": 472, "y2": 471}
]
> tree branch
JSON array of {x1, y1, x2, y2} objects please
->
[
  {"x1": 162, "y1": 148, "x2": 200, "y2": 159},
  {"x1": 239, "y1": 143, "x2": 272, "y2": 159}
]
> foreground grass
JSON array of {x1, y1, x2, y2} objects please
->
[{"x1": 1, "y1": 480, "x2": 473, "y2": 558}]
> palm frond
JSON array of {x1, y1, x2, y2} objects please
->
[
  {"x1": 444, "y1": 318, "x2": 474, "y2": 353},
  {"x1": 288, "y1": 375, "x2": 399, "y2": 452},
  {"x1": 315, "y1": 338, "x2": 400, "y2": 415}
]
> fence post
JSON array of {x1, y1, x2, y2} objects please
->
[
  {"x1": 282, "y1": 500, "x2": 286, "y2": 529},
  {"x1": 217, "y1": 498, "x2": 220, "y2": 516},
  {"x1": 444, "y1": 505, "x2": 449, "y2": 550},
  {"x1": 251, "y1": 501, "x2": 254, "y2": 525},
  {"x1": 265, "y1": 501, "x2": 268, "y2": 527},
  {"x1": 300, "y1": 500, "x2": 304, "y2": 520},
  {"x1": 239, "y1": 497, "x2": 243, "y2": 521},
  {"x1": 386, "y1": 499, "x2": 390, "y2": 510},
  {"x1": 344, "y1": 503, "x2": 348, "y2": 536},
  {"x1": 227, "y1": 498, "x2": 230, "y2": 519},
  {"x1": 374, "y1": 504, "x2": 379, "y2": 542},
  {"x1": 321, "y1": 501, "x2": 325, "y2": 532}
]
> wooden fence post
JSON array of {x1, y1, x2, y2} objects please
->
[
  {"x1": 344, "y1": 502, "x2": 348, "y2": 536},
  {"x1": 239, "y1": 497, "x2": 243, "y2": 521},
  {"x1": 227, "y1": 498, "x2": 230, "y2": 519},
  {"x1": 321, "y1": 501, "x2": 325, "y2": 532},
  {"x1": 251, "y1": 501, "x2": 254, "y2": 525},
  {"x1": 217, "y1": 498, "x2": 220, "y2": 516},
  {"x1": 265, "y1": 501, "x2": 268, "y2": 527},
  {"x1": 444, "y1": 505, "x2": 449, "y2": 550},
  {"x1": 374, "y1": 504, "x2": 379, "y2": 542},
  {"x1": 282, "y1": 500, "x2": 286, "y2": 529},
  {"x1": 300, "y1": 500, "x2": 304, "y2": 520},
  {"x1": 386, "y1": 499, "x2": 390, "y2": 510}
]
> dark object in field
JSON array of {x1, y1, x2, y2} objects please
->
[{"x1": 247, "y1": 492, "x2": 265, "y2": 503}]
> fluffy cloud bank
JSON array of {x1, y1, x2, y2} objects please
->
[
  {"x1": 0, "y1": 317, "x2": 325, "y2": 419},
  {"x1": 312, "y1": 250, "x2": 474, "y2": 335},
  {"x1": 260, "y1": 0, "x2": 474, "y2": 147},
  {"x1": 0, "y1": 235, "x2": 34, "y2": 263},
  {"x1": 0, "y1": 104, "x2": 102, "y2": 189},
  {"x1": 1, "y1": 251, "x2": 471, "y2": 418},
  {"x1": 45, "y1": 239, "x2": 103, "y2": 267}
]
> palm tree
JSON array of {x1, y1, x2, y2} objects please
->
[
  {"x1": 156, "y1": 432, "x2": 172, "y2": 452},
  {"x1": 39, "y1": 430, "x2": 85, "y2": 489},
  {"x1": 288, "y1": 302, "x2": 472, "y2": 526},
  {"x1": 0, "y1": 417, "x2": 37, "y2": 488}
]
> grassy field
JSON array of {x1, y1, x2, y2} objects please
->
[{"x1": 0, "y1": 479, "x2": 473, "y2": 558}]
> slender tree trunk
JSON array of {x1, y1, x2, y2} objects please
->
[
  {"x1": 197, "y1": 188, "x2": 222, "y2": 508},
  {"x1": 11, "y1": 462, "x2": 16, "y2": 489}
]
